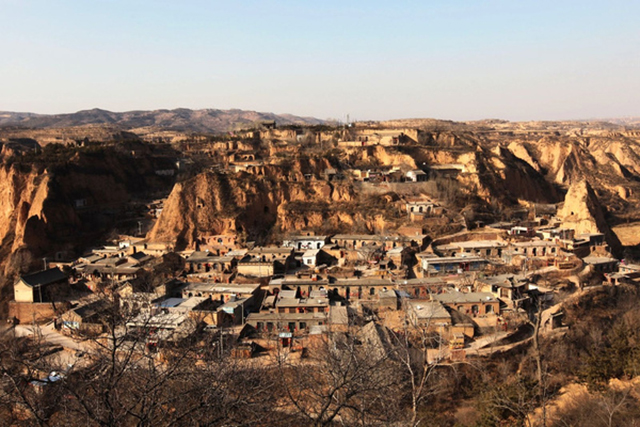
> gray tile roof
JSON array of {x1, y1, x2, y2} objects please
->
[{"x1": 20, "y1": 268, "x2": 67, "y2": 288}]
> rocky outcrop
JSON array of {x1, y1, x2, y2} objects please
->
[
  {"x1": 557, "y1": 180, "x2": 621, "y2": 252},
  {"x1": 0, "y1": 147, "x2": 178, "y2": 286},
  {"x1": 147, "y1": 169, "x2": 360, "y2": 250}
]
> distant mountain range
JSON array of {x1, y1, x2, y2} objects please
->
[{"x1": 0, "y1": 108, "x2": 324, "y2": 133}]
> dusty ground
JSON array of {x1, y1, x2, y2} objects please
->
[{"x1": 612, "y1": 222, "x2": 640, "y2": 246}]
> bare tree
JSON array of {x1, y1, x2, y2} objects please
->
[
  {"x1": 1, "y1": 292, "x2": 280, "y2": 427},
  {"x1": 274, "y1": 324, "x2": 402, "y2": 426},
  {"x1": 390, "y1": 298, "x2": 468, "y2": 426}
]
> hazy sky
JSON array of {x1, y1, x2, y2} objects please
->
[{"x1": 1, "y1": 0, "x2": 638, "y2": 121}]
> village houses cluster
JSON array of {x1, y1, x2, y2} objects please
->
[{"x1": 9, "y1": 190, "x2": 627, "y2": 356}]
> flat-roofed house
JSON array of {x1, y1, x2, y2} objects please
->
[
  {"x1": 237, "y1": 247, "x2": 294, "y2": 277},
  {"x1": 332, "y1": 278, "x2": 395, "y2": 301},
  {"x1": 301, "y1": 249, "x2": 334, "y2": 267},
  {"x1": 273, "y1": 291, "x2": 330, "y2": 314},
  {"x1": 181, "y1": 282, "x2": 260, "y2": 308},
  {"x1": 511, "y1": 240, "x2": 560, "y2": 258},
  {"x1": 435, "y1": 240, "x2": 507, "y2": 258},
  {"x1": 269, "y1": 277, "x2": 331, "y2": 298},
  {"x1": 185, "y1": 251, "x2": 235, "y2": 273},
  {"x1": 245, "y1": 311, "x2": 329, "y2": 334},
  {"x1": 283, "y1": 235, "x2": 329, "y2": 250},
  {"x1": 583, "y1": 256, "x2": 618, "y2": 273},
  {"x1": 432, "y1": 291, "x2": 500, "y2": 316},
  {"x1": 475, "y1": 274, "x2": 529, "y2": 308},
  {"x1": 618, "y1": 263, "x2": 640, "y2": 276},
  {"x1": 396, "y1": 277, "x2": 450, "y2": 298},
  {"x1": 420, "y1": 255, "x2": 489, "y2": 275},
  {"x1": 332, "y1": 234, "x2": 428, "y2": 251},
  {"x1": 406, "y1": 300, "x2": 452, "y2": 328},
  {"x1": 237, "y1": 260, "x2": 274, "y2": 277},
  {"x1": 406, "y1": 169, "x2": 428, "y2": 182}
]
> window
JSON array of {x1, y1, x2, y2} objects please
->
[{"x1": 299, "y1": 322, "x2": 307, "y2": 330}]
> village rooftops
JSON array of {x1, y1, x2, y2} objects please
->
[
  {"x1": 219, "y1": 297, "x2": 250, "y2": 312},
  {"x1": 397, "y1": 277, "x2": 448, "y2": 286},
  {"x1": 95, "y1": 257, "x2": 127, "y2": 267},
  {"x1": 302, "y1": 249, "x2": 321, "y2": 257},
  {"x1": 247, "y1": 247, "x2": 293, "y2": 256},
  {"x1": 407, "y1": 300, "x2": 451, "y2": 321},
  {"x1": 246, "y1": 311, "x2": 328, "y2": 322},
  {"x1": 424, "y1": 255, "x2": 488, "y2": 264},
  {"x1": 19, "y1": 268, "x2": 67, "y2": 288},
  {"x1": 278, "y1": 289, "x2": 297, "y2": 299},
  {"x1": 436, "y1": 240, "x2": 507, "y2": 250},
  {"x1": 79, "y1": 264, "x2": 142, "y2": 275},
  {"x1": 416, "y1": 252, "x2": 440, "y2": 259},
  {"x1": 433, "y1": 291, "x2": 498, "y2": 305},
  {"x1": 333, "y1": 234, "x2": 384, "y2": 241},
  {"x1": 91, "y1": 246, "x2": 122, "y2": 256},
  {"x1": 127, "y1": 311, "x2": 190, "y2": 330},
  {"x1": 129, "y1": 251, "x2": 153, "y2": 263},
  {"x1": 334, "y1": 278, "x2": 394, "y2": 287},
  {"x1": 582, "y1": 256, "x2": 619, "y2": 265},
  {"x1": 79, "y1": 253, "x2": 104, "y2": 264},
  {"x1": 619, "y1": 263, "x2": 640, "y2": 272},
  {"x1": 477, "y1": 274, "x2": 528, "y2": 289},
  {"x1": 185, "y1": 251, "x2": 211, "y2": 261},
  {"x1": 379, "y1": 289, "x2": 397, "y2": 299},
  {"x1": 576, "y1": 233, "x2": 605, "y2": 239},
  {"x1": 285, "y1": 235, "x2": 328, "y2": 242},
  {"x1": 182, "y1": 282, "x2": 260, "y2": 295},
  {"x1": 70, "y1": 299, "x2": 109, "y2": 319},
  {"x1": 185, "y1": 252, "x2": 233, "y2": 263},
  {"x1": 486, "y1": 221, "x2": 515, "y2": 230},
  {"x1": 175, "y1": 297, "x2": 208, "y2": 311},
  {"x1": 226, "y1": 249, "x2": 249, "y2": 258},
  {"x1": 512, "y1": 240, "x2": 559, "y2": 248},
  {"x1": 333, "y1": 234, "x2": 420, "y2": 242},
  {"x1": 272, "y1": 277, "x2": 331, "y2": 287},
  {"x1": 276, "y1": 297, "x2": 329, "y2": 308}
]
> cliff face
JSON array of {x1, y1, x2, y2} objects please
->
[
  {"x1": 147, "y1": 169, "x2": 360, "y2": 249},
  {"x1": 149, "y1": 139, "x2": 567, "y2": 250},
  {"x1": 0, "y1": 167, "x2": 70, "y2": 274},
  {"x1": 558, "y1": 180, "x2": 622, "y2": 252},
  {"x1": 0, "y1": 147, "x2": 178, "y2": 283}
]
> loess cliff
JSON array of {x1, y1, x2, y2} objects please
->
[{"x1": 0, "y1": 143, "x2": 179, "y2": 310}]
